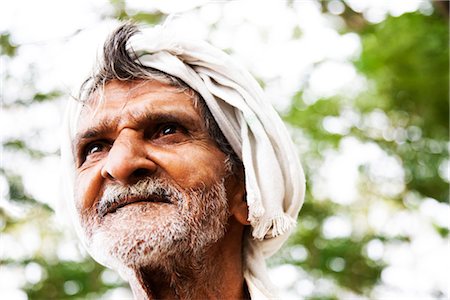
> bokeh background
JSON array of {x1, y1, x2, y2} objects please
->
[{"x1": 1, "y1": 0, "x2": 449, "y2": 299}]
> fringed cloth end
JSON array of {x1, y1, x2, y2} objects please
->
[{"x1": 251, "y1": 214, "x2": 297, "y2": 240}]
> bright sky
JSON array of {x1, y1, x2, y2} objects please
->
[{"x1": 1, "y1": 1, "x2": 448, "y2": 300}]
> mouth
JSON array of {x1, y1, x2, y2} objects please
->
[{"x1": 99, "y1": 195, "x2": 172, "y2": 218}]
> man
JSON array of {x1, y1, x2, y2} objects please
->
[{"x1": 61, "y1": 22, "x2": 305, "y2": 299}]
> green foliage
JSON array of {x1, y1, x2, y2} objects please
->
[
  {"x1": 278, "y1": 10, "x2": 449, "y2": 298},
  {"x1": 33, "y1": 91, "x2": 63, "y2": 103},
  {"x1": 3, "y1": 140, "x2": 50, "y2": 159},
  {"x1": 355, "y1": 13, "x2": 449, "y2": 202},
  {"x1": 3, "y1": 90, "x2": 63, "y2": 108},
  {"x1": 1, "y1": 168, "x2": 52, "y2": 211},
  {"x1": 131, "y1": 12, "x2": 165, "y2": 24},
  {"x1": 284, "y1": 93, "x2": 342, "y2": 148},
  {"x1": 280, "y1": 196, "x2": 384, "y2": 296},
  {"x1": 22, "y1": 258, "x2": 123, "y2": 300},
  {"x1": 0, "y1": 32, "x2": 18, "y2": 56},
  {"x1": 108, "y1": 0, "x2": 164, "y2": 24},
  {"x1": 357, "y1": 13, "x2": 448, "y2": 140}
]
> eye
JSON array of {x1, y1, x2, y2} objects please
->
[
  {"x1": 149, "y1": 123, "x2": 188, "y2": 142},
  {"x1": 160, "y1": 124, "x2": 178, "y2": 136},
  {"x1": 84, "y1": 141, "x2": 110, "y2": 158},
  {"x1": 155, "y1": 123, "x2": 186, "y2": 139}
]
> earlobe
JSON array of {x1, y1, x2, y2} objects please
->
[
  {"x1": 229, "y1": 181, "x2": 250, "y2": 225},
  {"x1": 232, "y1": 200, "x2": 250, "y2": 225},
  {"x1": 226, "y1": 164, "x2": 250, "y2": 225}
]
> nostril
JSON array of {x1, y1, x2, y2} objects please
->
[
  {"x1": 101, "y1": 168, "x2": 114, "y2": 180},
  {"x1": 133, "y1": 168, "x2": 153, "y2": 179}
]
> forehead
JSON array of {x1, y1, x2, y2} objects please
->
[{"x1": 77, "y1": 80, "x2": 201, "y2": 131}]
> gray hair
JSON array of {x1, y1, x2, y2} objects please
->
[{"x1": 78, "y1": 22, "x2": 242, "y2": 175}]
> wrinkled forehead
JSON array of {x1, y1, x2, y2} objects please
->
[
  {"x1": 79, "y1": 80, "x2": 142, "y2": 122},
  {"x1": 79, "y1": 79, "x2": 196, "y2": 118},
  {"x1": 81, "y1": 80, "x2": 172, "y2": 111}
]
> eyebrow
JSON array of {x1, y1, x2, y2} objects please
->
[
  {"x1": 132, "y1": 110, "x2": 199, "y2": 129},
  {"x1": 72, "y1": 109, "x2": 201, "y2": 152},
  {"x1": 73, "y1": 117, "x2": 118, "y2": 151}
]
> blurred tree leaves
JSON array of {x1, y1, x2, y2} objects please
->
[
  {"x1": 355, "y1": 12, "x2": 449, "y2": 202},
  {"x1": 22, "y1": 258, "x2": 123, "y2": 300},
  {"x1": 0, "y1": 32, "x2": 18, "y2": 56},
  {"x1": 280, "y1": 9, "x2": 448, "y2": 299},
  {"x1": 3, "y1": 140, "x2": 49, "y2": 159},
  {"x1": 287, "y1": 200, "x2": 385, "y2": 295},
  {"x1": 285, "y1": 95, "x2": 342, "y2": 147},
  {"x1": 1, "y1": 168, "x2": 51, "y2": 210}
]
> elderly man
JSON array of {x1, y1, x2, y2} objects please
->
[{"x1": 61, "y1": 22, "x2": 305, "y2": 299}]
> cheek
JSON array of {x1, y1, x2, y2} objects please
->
[
  {"x1": 75, "y1": 164, "x2": 104, "y2": 211},
  {"x1": 159, "y1": 146, "x2": 228, "y2": 188}
]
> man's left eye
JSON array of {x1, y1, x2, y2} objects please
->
[
  {"x1": 151, "y1": 123, "x2": 187, "y2": 141},
  {"x1": 161, "y1": 124, "x2": 178, "y2": 135}
]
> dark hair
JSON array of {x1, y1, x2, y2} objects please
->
[{"x1": 79, "y1": 22, "x2": 242, "y2": 174}]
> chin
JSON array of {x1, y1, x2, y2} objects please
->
[{"x1": 84, "y1": 204, "x2": 190, "y2": 271}]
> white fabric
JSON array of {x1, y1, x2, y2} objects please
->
[{"x1": 61, "y1": 23, "x2": 305, "y2": 299}]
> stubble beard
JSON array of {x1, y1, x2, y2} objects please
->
[{"x1": 77, "y1": 177, "x2": 230, "y2": 275}]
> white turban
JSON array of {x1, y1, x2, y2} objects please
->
[{"x1": 61, "y1": 23, "x2": 305, "y2": 298}]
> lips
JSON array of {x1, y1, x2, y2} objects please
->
[{"x1": 98, "y1": 195, "x2": 172, "y2": 218}]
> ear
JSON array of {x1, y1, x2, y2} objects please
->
[
  {"x1": 231, "y1": 198, "x2": 250, "y2": 225},
  {"x1": 228, "y1": 177, "x2": 250, "y2": 226}
]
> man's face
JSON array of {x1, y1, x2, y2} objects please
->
[{"x1": 73, "y1": 80, "x2": 237, "y2": 270}]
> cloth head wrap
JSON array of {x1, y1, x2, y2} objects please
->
[{"x1": 61, "y1": 23, "x2": 305, "y2": 298}]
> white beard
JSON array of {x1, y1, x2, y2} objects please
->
[{"x1": 77, "y1": 178, "x2": 230, "y2": 274}]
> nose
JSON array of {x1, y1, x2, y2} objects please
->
[{"x1": 101, "y1": 130, "x2": 157, "y2": 184}]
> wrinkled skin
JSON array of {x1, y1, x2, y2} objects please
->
[{"x1": 73, "y1": 80, "x2": 249, "y2": 299}]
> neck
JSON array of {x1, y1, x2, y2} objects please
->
[{"x1": 127, "y1": 218, "x2": 249, "y2": 300}]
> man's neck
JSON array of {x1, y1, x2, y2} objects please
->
[{"x1": 127, "y1": 220, "x2": 249, "y2": 300}]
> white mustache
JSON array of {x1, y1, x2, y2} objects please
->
[{"x1": 97, "y1": 178, "x2": 183, "y2": 217}]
